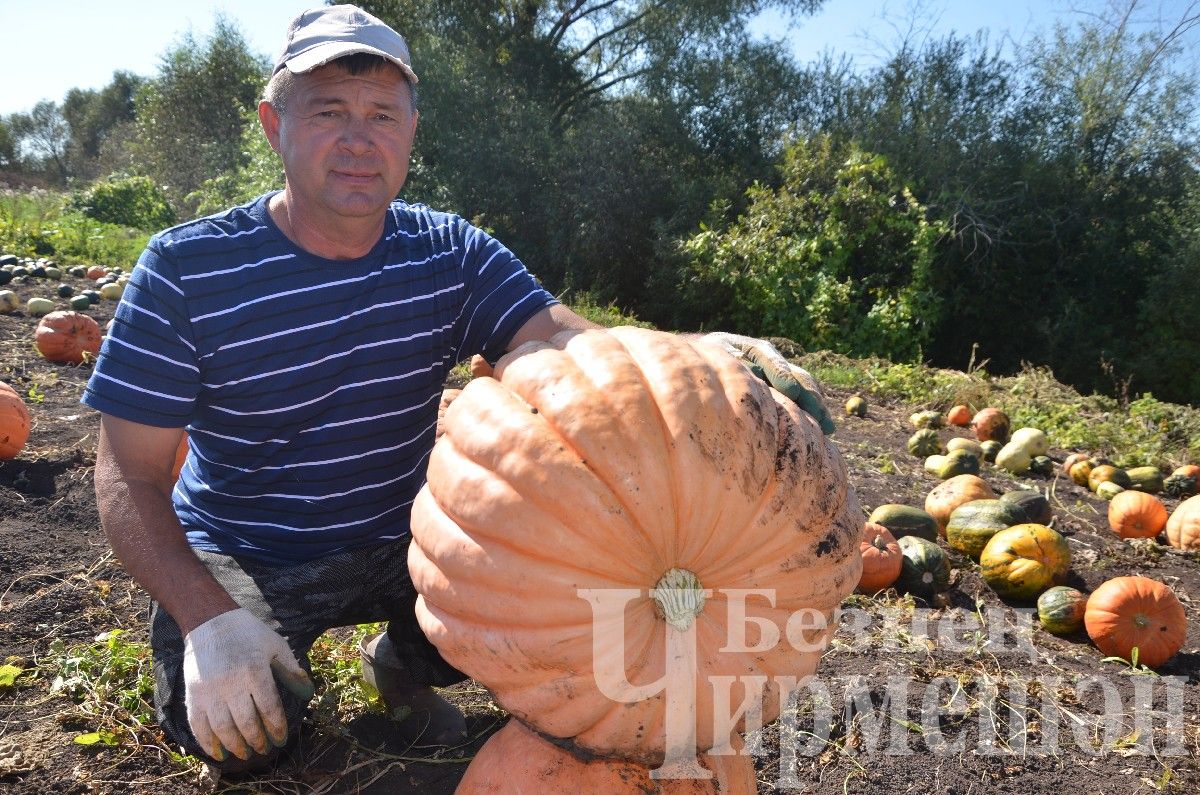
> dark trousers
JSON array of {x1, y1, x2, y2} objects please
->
[{"x1": 149, "y1": 538, "x2": 465, "y2": 765}]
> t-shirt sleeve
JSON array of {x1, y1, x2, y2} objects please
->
[
  {"x1": 81, "y1": 240, "x2": 201, "y2": 427},
  {"x1": 453, "y1": 219, "x2": 558, "y2": 363}
]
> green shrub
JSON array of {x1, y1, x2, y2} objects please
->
[
  {"x1": 682, "y1": 135, "x2": 946, "y2": 362},
  {"x1": 69, "y1": 175, "x2": 176, "y2": 231}
]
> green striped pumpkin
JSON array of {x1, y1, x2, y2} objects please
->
[
  {"x1": 1125, "y1": 466, "x2": 1163, "y2": 494},
  {"x1": 999, "y1": 489, "x2": 1052, "y2": 525},
  {"x1": 867, "y1": 504, "x2": 939, "y2": 542},
  {"x1": 945, "y1": 499, "x2": 1024, "y2": 560},
  {"x1": 895, "y1": 536, "x2": 951, "y2": 599},
  {"x1": 979, "y1": 524, "x2": 1070, "y2": 602},
  {"x1": 1037, "y1": 586, "x2": 1088, "y2": 635}
]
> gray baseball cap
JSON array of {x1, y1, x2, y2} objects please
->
[{"x1": 273, "y1": 4, "x2": 418, "y2": 84}]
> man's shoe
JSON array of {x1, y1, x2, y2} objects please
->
[{"x1": 359, "y1": 632, "x2": 468, "y2": 749}]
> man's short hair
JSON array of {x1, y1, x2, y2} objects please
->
[{"x1": 263, "y1": 53, "x2": 419, "y2": 117}]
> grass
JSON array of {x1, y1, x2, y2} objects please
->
[
  {"x1": 0, "y1": 186, "x2": 148, "y2": 268},
  {"x1": 796, "y1": 351, "x2": 1200, "y2": 469}
]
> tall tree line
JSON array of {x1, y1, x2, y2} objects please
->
[{"x1": 2, "y1": 1, "x2": 1197, "y2": 404}]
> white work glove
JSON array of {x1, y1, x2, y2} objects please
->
[
  {"x1": 701, "y1": 332, "x2": 836, "y2": 435},
  {"x1": 183, "y1": 607, "x2": 314, "y2": 761}
]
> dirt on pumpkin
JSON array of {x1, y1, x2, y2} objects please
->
[{"x1": 0, "y1": 269, "x2": 1197, "y2": 794}]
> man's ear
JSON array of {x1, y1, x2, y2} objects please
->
[{"x1": 259, "y1": 101, "x2": 282, "y2": 154}]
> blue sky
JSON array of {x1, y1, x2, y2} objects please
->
[{"x1": 0, "y1": 0, "x2": 1194, "y2": 116}]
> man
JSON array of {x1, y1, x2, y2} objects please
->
[
  {"x1": 84, "y1": 4, "x2": 602, "y2": 773},
  {"x1": 84, "y1": 3, "x2": 833, "y2": 777}
]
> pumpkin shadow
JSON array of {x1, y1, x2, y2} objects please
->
[{"x1": 1159, "y1": 650, "x2": 1199, "y2": 679}]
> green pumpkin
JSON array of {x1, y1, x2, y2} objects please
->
[
  {"x1": 1029, "y1": 455, "x2": 1054, "y2": 476},
  {"x1": 69, "y1": 294, "x2": 91, "y2": 311},
  {"x1": 979, "y1": 524, "x2": 1070, "y2": 601},
  {"x1": 844, "y1": 395, "x2": 867, "y2": 418},
  {"x1": 910, "y1": 410, "x2": 944, "y2": 429},
  {"x1": 895, "y1": 536, "x2": 951, "y2": 598},
  {"x1": 908, "y1": 428, "x2": 942, "y2": 457},
  {"x1": 1163, "y1": 473, "x2": 1198, "y2": 499},
  {"x1": 945, "y1": 499, "x2": 1025, "y2": 560},
  {"x1": 1036, "y1": 586, "x2": 1088, "y2": 635},
  {"x1": 1095, "y1": 480, "x2": 1125, "y2": 500},
  {"x1": 934, "y1": 448, "x2": 980, "y2": 479},
  {"x1": 867, "y1": 504, "x2": 939, "y2": 542},
  {"x1": 945, "y1": 437, "x2": 983, "y2": 458},
  {"x1": 1125, "y1": 466, "x2": 1163, "y2": 494},
  {"x1": 980, "y1": 440, "x2": 1002, "y2": 463},
  {"x1": 999, "y1": 489, "x2": 1052, "y2": 525}
]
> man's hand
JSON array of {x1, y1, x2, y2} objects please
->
[
  {"x1": 183, "y1": 608, "x2": 314, "y2": 761},
  {"x1": 701, "y1": 333, "x2": 836, "y2": 435}
]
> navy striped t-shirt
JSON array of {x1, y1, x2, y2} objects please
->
[{"x1": 82, "y1": 193, "x2": 557, "y2": 565}]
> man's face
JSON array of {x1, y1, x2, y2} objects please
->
[{"x1": 264, "y1": 62, "x2": 418, "y2": 222}]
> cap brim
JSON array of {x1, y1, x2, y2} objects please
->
[{"x1": 281, "y1": 42, "x2": 418, "y2": 84}]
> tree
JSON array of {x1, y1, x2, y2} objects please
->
[
  {"x1": 9, "y1": 101, "x2": 70, "y2": 184},
  {"x1": 130, "y1": 15, "x2": 267, "y2": 214},
  {"x1": 61, "y1": 71, "x2": 143, "y2": 180},
  {"x1": 0, "y1": 117, "x2": 16, "y2": 170},
  {"x1": 683, "y1": 136, "x2": 946, "y2": 361},
  {"x1": 782, "y1": 2, "x2": 1200, "y2": 403},
  {"x1": 358, "y1": 0, "x2": 827, "y2": 326}
]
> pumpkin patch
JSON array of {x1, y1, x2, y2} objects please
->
[{"x1": 0, "y1": 258, "x2": 1197, "y2": 791}]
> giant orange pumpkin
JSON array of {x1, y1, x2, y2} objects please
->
[
  {"x1": 1165, "y1": 495, "x2": 1200, "y2": 552},
  {"x1": 0, "y1": 383, "x2": 31, "y2": 460},
  {"x1": 1084, "y1": 576, "x2": 1187, "y2": 668},
  {"x1": 409, "y1": 327, "x2": 862, "y2": 765},
  {"x1": 457, "y1": 719, "x2": 756, "y2": 794},
  {"x1": 34, "y1": 310, "x2": 102, "y2": 364},
  {"x1": 435, "y1": 388, "x2": 461, "y2": 440}
]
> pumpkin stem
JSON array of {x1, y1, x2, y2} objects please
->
[{"x1": 651, "y1": 568, "x2": 707, "y2": 632}]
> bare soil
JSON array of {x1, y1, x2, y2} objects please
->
[{"x1": 0, "y1": 268, "x2": 1197, "y2": 794}]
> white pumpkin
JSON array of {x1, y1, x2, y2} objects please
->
[
  {"x1": 26, "y1": 297, "x2": 55, "y2": 317},
  {"x1": 995, "y1": 442, "x2": 1032, "y2": 474},
  {"x1": 1009, "y1": 427, "x2": 1049, "y2": 457},
  {"x1": 946, "y1": 437, "x2": 984, "y2": 458}
]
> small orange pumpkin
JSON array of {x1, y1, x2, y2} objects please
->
[
  {"x1": 85, "y1": 265, "x2": 108, "y2": 280},
  {"x1": 1069, "y1": 459, "x2": 1096, "y2": 487},
  {"x1": 1084, "y1": 576, "x2": 1187, "y2": 668},
  {"x1": 925, "y1": 474, "x2": 995, "y2": 534},
  {"x1": 0, "y1": 383, "x2": 31, "y2": 460},
  {"x1": 1062, "y1": 452, "x2": 1090, "y2": 478},
  {"x1": 1088, "y1": 464, "x2": 1130, "y2": 493},
  {"x1": 1165, "y1": 495, "x2": 1200, "y2": 552},
  {"x1": 34, "y1": 310, "x2": 102, "y2": 364},
  {"x1": 457, "y1": 719, "x2": 757, "y2": 794},
  {"x1": 1107, "y1": 490, "x2": 1167, "y2": 539},
  {"x1": 1172, "y1": 464, "x2": 1200, "y2": 481},
  {"x1": 970, "y1": 408, "x2": 1010, "y2": 443},
  {"x1": 946, "y1": 404, "x2": 971, "y2": 427},
  {"x1": 858, "y1": 522, "x2": 903, "y2": 593}
]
